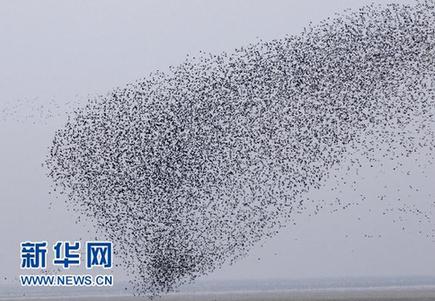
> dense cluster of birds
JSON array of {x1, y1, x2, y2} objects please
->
[{"x1": 45, "y1": 0, "x2": 434, "y2": 296}]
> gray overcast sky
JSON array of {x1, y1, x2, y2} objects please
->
[{"x1": 0, "y1": 0, "x2": 434, "y2": 287}]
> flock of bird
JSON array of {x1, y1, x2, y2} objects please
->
[{"x1": 43, "y1": 0, "x2": 434, "y2": 296}]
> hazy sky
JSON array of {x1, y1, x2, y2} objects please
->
[{"x1": 0, "y1": 0, "x2": 434, "y2": 288}]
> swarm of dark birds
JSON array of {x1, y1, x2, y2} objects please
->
[{"x1": 45, "y1": 0, "x2": 434, "y2": 296}]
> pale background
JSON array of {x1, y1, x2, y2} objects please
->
[{"x1": 0, "y1": 0, "x2": 434, "y2": 289}]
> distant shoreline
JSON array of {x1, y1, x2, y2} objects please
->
[{"x1": 2, "y1": 285, "x2": 435, "y2": 301}]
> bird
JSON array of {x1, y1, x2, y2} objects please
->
[{"x1": 43, "y1": 0, "x2": 435, "y2": 296}]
